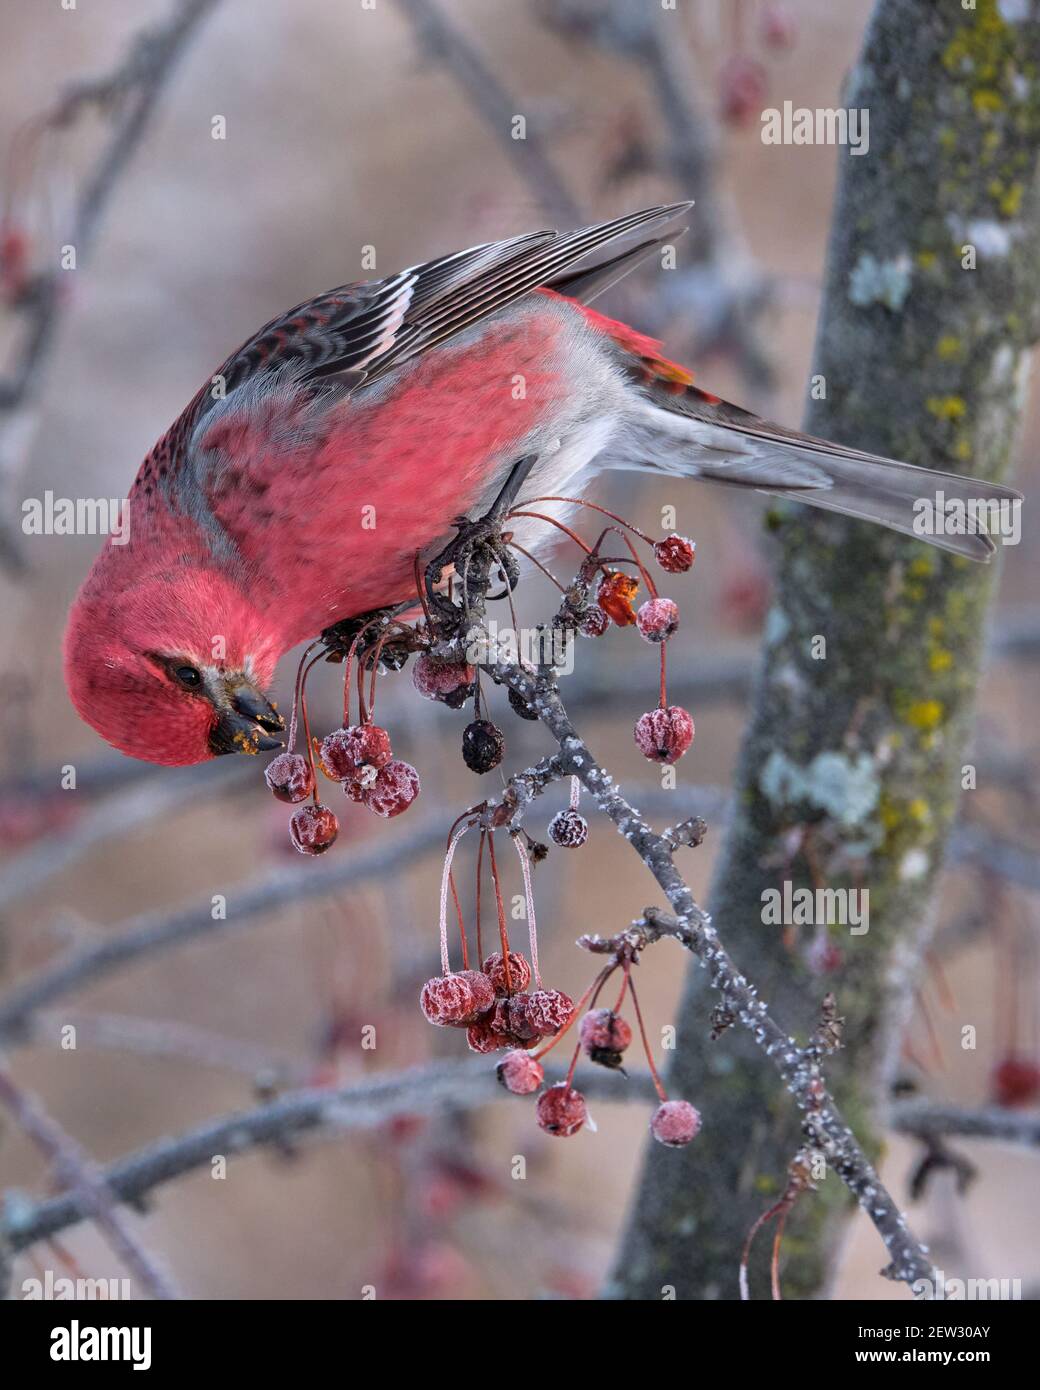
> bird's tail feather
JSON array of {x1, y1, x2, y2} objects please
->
[{"x1": 626, "y1": 383, "x2": 1022, "y2": 562}]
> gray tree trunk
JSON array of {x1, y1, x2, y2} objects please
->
[{"x1": 608, "y1": 0, "x2": 1040, "y2": 1300}]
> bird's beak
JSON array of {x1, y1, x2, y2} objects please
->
[{"x1": 207, "y1": 672, "x2": 285, "y2": 756}]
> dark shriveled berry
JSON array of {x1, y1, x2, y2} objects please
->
[
  {"x1": 288, "y1": 803, "x2": 339, "y2": 855},
  {"x1": 462, "y1": 719, "x2": 504, "y2": 773},
  {"x1": 264, "y1": 751, "x2": 314, "y2": 803},
  {"x1": 536, "y1": 1083, "x2": 587, "y2": 1137},
  {"x1": 548, "y1": 808, "x2": 588, "y2": 848},
  {"x1": 508, "y1": 686, "x2": 540, "y2": 721}
]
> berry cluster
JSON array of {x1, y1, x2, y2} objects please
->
[
  {"x1": 420, "y1": 820, "x2": 575, "y2": 1058},
  {"x1": 264, "y1": 621, "x2": 421, "y2": 854},
  {"x1": 494, "y1": 948, "x2": 701, "y2": 1149}
]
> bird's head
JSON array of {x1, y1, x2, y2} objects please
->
[{"x1": 63, "y1": 569, "x2": 285, "y2": 766}]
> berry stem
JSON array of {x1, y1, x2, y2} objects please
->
[
  {"x1": 659, "y1": 643, "x2": 668, "y2": 710},
  {"x1": 625, "y1": 964, "x2": 668, "y2": 1102},
  {"x1": 486, "y1": 832, "x2": 513, "y2": 994},
  {"x1": 533, "y1": 966, "x2": 613, "y2": 1061},
  {"x1": 507, "y1": 509, "x2": 592, "y2": 553},
  {"x1": 523, "y1": 495, "x2": 654, "y2": 544},
  {"x1": 286, "y1": 640, "x2": 321, "y2": 750},
  {"x1": 475, "y1": 829, "x2": 486, "y2": 968},
  {"x1": 298, "y1": 652, "x2": 326, "y2": 803},
  {"x1": 512, "y1": 831, "x2": 541, "y2": 990},
  {"x1": 438, "y1": 822, "x2": 470, "y2": 976},
  {"x1": 506, "y1": 539, "x2": 566, "y2": 593},
  {"x1": 569, "y1": 775, "x2": 581, "y2": 812}
]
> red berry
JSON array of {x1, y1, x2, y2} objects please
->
[
  {"x1": 992, "y1": 1055, "x2": 1040, "y2": 1108},
  {"x1": 264, "y1": 751, "x2": 314, "y2": 803},
  {"x1": 481, "y1": 951, "x2": 532, "y2": 996},
  {"x1": 420, "y1": 970, "x2": 495, "y2": 1027},
  {"x1": 412, "y1": 655, "x2": 475, "y2": 707},
  {"x1": 634, "y1": 705, "x2": 694, "y2": 764},
  {"x1": 496, "y1": 1049, "x2": 544, "y2": 1094},
  {"x1": 636, "y1": 597, "x2": 680, "y2": 644},
  {"x1": 548, "y1": 808, "x2": 588, "y2": 848},
  {"x1": 580, "y1": 1008, "x2": 632, "y2": 1056},
  {"x1": 596, "y1": 570, "x2": 640, "y2": 626},
  {"x1": 536, "y1": 1083, "x2": 587, "y2": 1137},
  {"x1": 653, "y1": 534, "x2": 695, "y2": 573},
  {"x1": 718, "y1": 55, "x2": 767, "y2": 127},
  {"x1": 288, "y1": 803, "x2": 339, "y2": 855},
  {"x1": 650, "y1": 1099, "x2": 701, "y2": 1147},
  {"x1": 320, "y1": 724, "x2": 392, "y2": 781},
  {"x1": 526, "y1": 989, "x2": 574, "y2": 1037},
  {"x1": 365, "y1": 759, "x2": 420, "y2": 817},
  {"x1": 579, "y1": 606, "x2": 609, "y2": 638}
]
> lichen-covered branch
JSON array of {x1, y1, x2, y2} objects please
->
[{"x1": 609, "y1": 0, "x2": 1040, "y2": 1300}]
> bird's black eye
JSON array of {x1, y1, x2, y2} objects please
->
[{"x1": 174, "y1": 664, "x2": 203, "y2": 688}]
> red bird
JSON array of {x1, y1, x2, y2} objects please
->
[{"x1": 64, "y1": 204, "x2": 1018, "y2": 765}]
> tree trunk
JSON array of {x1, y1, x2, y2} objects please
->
[{"x1": 608, "y1": 0, "x2": 1040, "y2": 1300}]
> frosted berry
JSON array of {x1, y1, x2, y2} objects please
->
[
  {"x1": 580, "y1": 1009, "x2": 632, "y2": 1069},
  {"x1": 636, "y1": 597, "x2": 680, "y2": 644},
  {"x1": 653, "y1": 534, "x2": 695, "y2": 573},
  {"x1": 548, "y1": 808, "x2": 588, "y2": 848},
  {"x1": 650, "y1": 1099, "x2": 701, "y2": 1147},
  {"x1": 265, "y1": 751, "x2": 314, "y2": 803},
  {"x1": 412, "y1": 655, "x2": 475, "y2": 708},
  {"x1": 320, "y1": 724, "x2": 392, "y2": 781},
  {"x1": 496, "y1": 1049, "x2": 544, "y2": 1095},
  {"x1": 579, "y1": 605, "x2": 609, "y2": 638},
  {"x1": 365, "y1": 759, "x2": 420, "y2": 817},
  {"x1": 482, "y1": 951, "x2": 532, "y2": 996},
  {"x1": 288, "y1": 803, "x2": 339, "y2": 855},
  {"x1": 596, "y1": 570, "x2": 639, "y2": 626},
  {"x1": 526, "y1": 989, "x2": 574, "y2": 1037},
  {"x1": 462, "y1": 719, "x2": 504, "y2": 774},
  {"x1": 536, "y1": 1083, "x2": 587, "y2": 1137},
  {"x1": 420, "y1": 970, "x2": 495, "y2": 1027},
  {"x1": 634, "y1": 705, "x2": 694, "y2": 764}
]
